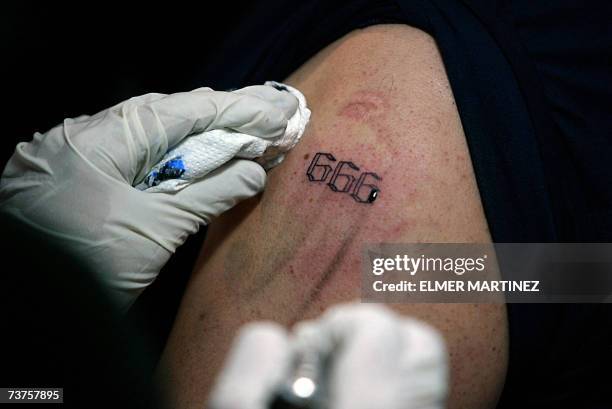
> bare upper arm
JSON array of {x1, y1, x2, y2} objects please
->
[{"x1": 159, "y1": 24, "x2": 508, "y2": 409}]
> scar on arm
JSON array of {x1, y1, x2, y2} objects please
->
[{"x1": 337, "y1": 90, "x2": 390, "y2": 121}]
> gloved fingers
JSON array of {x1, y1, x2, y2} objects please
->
[
  {"x1": 64, "y1": 86, "x2": 294, "y2": 186},
  {"x1": 208, "y1": 322, "x2": 291, "y2": 409},
  {"x1": 102, "y1": 92, "x2": 166, "y2": 118},
  {"x1": 71, "y1": 114, "x2": 91, "y2": 122},
  {"x1": 293, "y1": 303, "x2": 399, "y2": 353},
  {"x1": 287, "y1": 304, "x2": 401, "y2": 409},
  {"x1": 134, "y1": 86, "x2": 297, "y2": 150},
  {"x1": 293, "y1": 303, "x2": 448, "y2": 409},
  {"x1": 198, "y1": 86, "x2": 297, "y2": 136},
  {"x1": 233, "y1": 85, "x2": 299, "y2": 122}
]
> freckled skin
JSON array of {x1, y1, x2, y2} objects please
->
[{"x1": 158, "y1": 25, "x2": 508, "y2": 409}]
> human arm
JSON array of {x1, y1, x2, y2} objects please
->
[
  {"x1": 209, "y1": 303, "x2": 448, "y2": 409},
  {"x1": 158, "y1": 24, "x2": 508, "y2": 409}
]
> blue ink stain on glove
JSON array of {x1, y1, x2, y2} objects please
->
[{"x1": 145, "y1": 156, "x2": 186, "y2": 187}]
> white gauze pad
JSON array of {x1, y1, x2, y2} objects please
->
[{"x1": 138, "y1": 81, "x2": 310, "y2": 193}]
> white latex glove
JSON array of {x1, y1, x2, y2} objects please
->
[
  {"x1": 0, "y1": 85, "x2": 298, "y2": 311},
  {"x1": 209, "y1": 303, "x2": 448, "y2": 409}
]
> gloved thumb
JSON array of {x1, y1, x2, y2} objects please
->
[
  {"x1": 172, "y1": 159, "x2": 266, "y2": 223},
  {"x1": 208, "y1": 322, "x2": 291, "y2": 409},
  {"x1": 146, "y1": 159, "x2": 266, "y2": 251}
]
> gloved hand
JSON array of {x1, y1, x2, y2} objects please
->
[
  {"x1": 209, "y1": 303, "x2": 449, "y2": 409},
  {"x1": 0, "y1": 85, "x2": 298, "y2": 311}
]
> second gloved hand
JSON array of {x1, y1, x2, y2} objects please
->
[
  {"x1": 0, "y1": 85, "x2": 298, "y2": 311},
  {"x1": 209, "y1": 303, "x2": 449, "y2": 409}
]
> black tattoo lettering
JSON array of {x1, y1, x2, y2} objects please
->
[
  {"x1": 307, "y1": 152, "x2": 336, "y2": 182},
  {"x1": 352, "y1": 172, "x2": 381, "y2": 203},
  {"x1": 306, "y1": 152, "x2": 381, "y2": 204},
  {"x1": 328, "y1": 161, "x2": 360, "y2": 193}
]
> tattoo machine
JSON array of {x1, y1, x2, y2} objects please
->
[{"x1": 269, "y1": 330, "x2": 334, "y2": 409}]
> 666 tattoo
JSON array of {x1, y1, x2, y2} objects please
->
[{"x1": 306, "y1": 152, "x2": 381, "y2": 203}]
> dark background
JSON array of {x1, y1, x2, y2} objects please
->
[
  {"x1": 1, "y1": 2, "x2": 255, "y2": 165},
  {"x1": 2, "y1": 2, "x2": 612, "y2": 408},
  {"x1": 1, "y1": 0, "x2": 257, "y2": 379}
]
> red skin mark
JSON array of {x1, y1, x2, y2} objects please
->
[
  {"x1": 338, "y1": 90, "x2": 390, "y2": 121},
  {"x1": 340, "y1": 101, "x2": 378, "y2": 120},
  {"x1": 334, "y1": 89, "x2": 403, "y2": 155}
]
